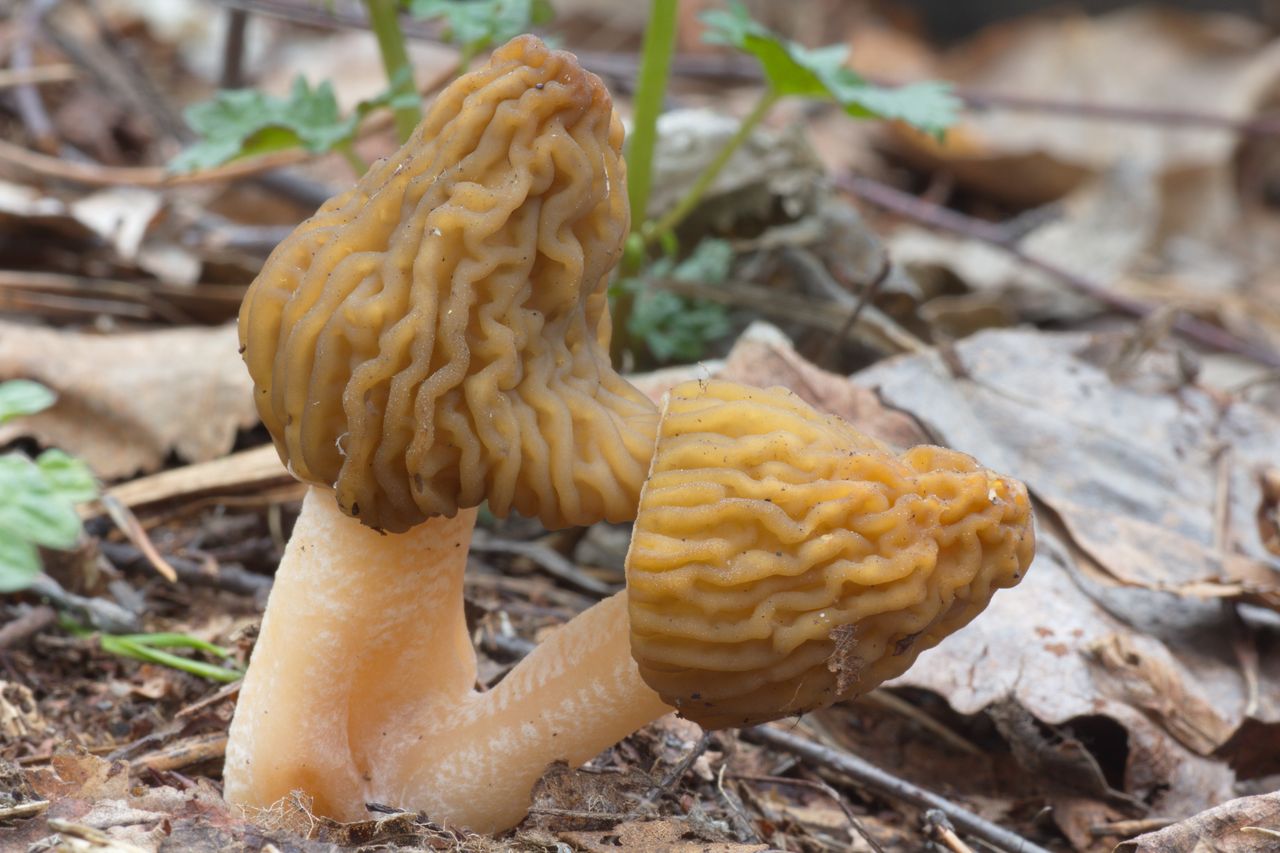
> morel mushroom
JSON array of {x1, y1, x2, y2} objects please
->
[
  {"x1": 226, "y1": 34, "x2": 1035, "y2": 836},
  {"x1": 625, "y1": 380, "x2": 1036, "y2": 728},
  {"x1": 226, "y1": 35, "x2": 663, "y2": 833}
]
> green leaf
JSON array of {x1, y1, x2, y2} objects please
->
[
  {"x1": 620, "y1": 239, "x2": 735, "y2": 364},
  {"x1": 170, "y1": 77, "x2": 358, "y2": 173},
  {"x1": 701, "y1": 1, "x2": 958, "y2": 137},
  {"x1": 672, "y1": 238, "x2": 733, "y2": 285},
  {"x1": 36, "y1": 449, "x2": 98, "y2": 504},
  {"x1": 408, "y1": 0, "x2": 554, "y2": 61},
  {"x1": 0, "y1": 379, "x2": 55, "y2": 425},
  {"x1": 0, "y1": 528, "x2": 40, "y2": 593},
  {"x1": 0, "y1": 454, "x2": 82, "y2": 550}
]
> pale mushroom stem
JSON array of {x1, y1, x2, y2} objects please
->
[{"x1": 225, "y1": 487, "x2": 672, "y2": 834}]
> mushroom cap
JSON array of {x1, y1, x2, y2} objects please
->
[
  {"x1": 626, "y1": 380, "x2": 1035, "y2": 728},
  {"x1": 239, "y1": 35, "x2": 657, "y2": 533}
]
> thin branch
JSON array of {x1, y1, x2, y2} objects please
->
[
  {"x1": 953, "y1": 87, "x2": 1280, "y2": 136},
  {"x1": 744, "y1": 725, "x2": 1052, "y2": 853},
  {"x1": 468, "y1": 531, "x2": 621, "y2": 598},
  {"x1": 0, "y1": 605, "x2": 57, "y2": 650},
  {"x1": 11, "y1": 0, "x2": 59, "y2": 152},
  {"x1": 220, "y1": 7, "x2": 251, "y2": 89},
  {"x1": 838, "y1": 174, "x2": 1280, "y2": 369}
]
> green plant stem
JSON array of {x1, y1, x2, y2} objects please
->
[
  {"x1": 365, "y1": 0, "x2": 421, "y2": 142},
  {"x1": 626, "y1": 0, "x2": 679, "y2": 245},
  {"x1": 611, "y1": 0, "x2": 680, "y2": 366},
  {"x1": 335, "y1": 140, "x2": 368, "y2": 175},
  {"x1": 100, "y1": 634, "x2": 242, "y2": 683},
  {"x1": 649, "y1": 89, "x2": 779, "y2": 242}
]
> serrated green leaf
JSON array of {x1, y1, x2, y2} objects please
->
[
  {"x1": 0, "y1": 528, "x2": 40, "y2": 593},
  {"x1": 36, "y1": 450, "x2": 98, "y2": 504},
  {"x1": 701, "y1": 1, "x2": 957, "y2": 137},
  {"x1": 0, "y1": 454, "x2": 82, "y2": 550},
  {"x1": 620, "y1": 238, "x2": 736, "y2": 364},
  {"x1": 0, "y1": 379, "x2": 55, "y2": 425},
  {"x1": 408, "y1": 0, "x2": 554, "y2": 61},
  {"x1": 673, "y1": 238, "x2": 733, "y2": 285},
  {"x1": 169, "y1": 77, "x2": 359, "y2": 173}
]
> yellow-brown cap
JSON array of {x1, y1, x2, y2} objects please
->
[
  {"x1": 626, "y1": 380, "x2": 1034, "y2": 728},
  {"x1": 239, "y1": 35, "x2": 657, "y2": 533}
]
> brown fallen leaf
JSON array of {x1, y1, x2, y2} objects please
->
[
  {"x1": 1115, "y1": 792, "x2": 1280, "y2": 853},
  {"x1": 0, "y1": 321, "x2": 256, "y2": 478},
  {"x1": 854, "y1": 328, "x2": 1280, "y2": 818},
  {"x1": 892, "y1": 7, "x2": 1280, "y2": 206}
]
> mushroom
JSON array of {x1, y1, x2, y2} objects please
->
[
  {"x1": 624, "y1": 379, "x2": 1036, "y2": 728},
  {"x1": 226, "y1": 35, "x2": 664, "y2": 833},
  {"x1": 225, "y1": 34, "x2": 1035, "y2": 835}
]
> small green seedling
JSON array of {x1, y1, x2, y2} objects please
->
[{"x1": 0, "y1": 380, "x2": 98, "y2": 593}]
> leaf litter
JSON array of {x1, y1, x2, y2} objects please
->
[{"x1": 4, "y1": 1, "x2": 1280, "y2": 852}]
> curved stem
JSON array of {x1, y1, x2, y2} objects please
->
[
  {"x1": 364, "y1": 0, "x2": 421, "y2": 142},
  {"x1": 226, "y1": 487, "x2": 672, "y2": 833},
  {"x1": 626, "y1": 0, "x2": 679, "y2": 233}
]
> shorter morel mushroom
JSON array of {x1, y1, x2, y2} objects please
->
[{"x1": 625, "y1": 379, "x2": 1036, "y2": 728}]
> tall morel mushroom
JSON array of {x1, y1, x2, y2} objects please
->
[
  {"x1": 227, "y1": 35, "x2": 1035, "y2": 835},
  {"x1": 228, "y1": 35, "x2": 664, "y2": 833}
]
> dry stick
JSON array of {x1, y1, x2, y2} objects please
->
[
  {"x1": 0, "y1": 63, "x2": 76, "y2": 89},
  {"x1": 11, "y1": 0, "x2": 59, "y2": 152},
  {"x1": 838, "y1": 174, "x2": 1280, "y2": 370},
  {"x1": 27, "y1": 573, "x2": 139, "y2": 634},
  {"x1": 0, "y1": 605, "x2": 57, "y2": 650},
  {"x1": 744, "y1": 725, "x2": 1052, "y2": 853},
  {"x1": 735, "y1": 773, "x2": 886, "y2": 853},
  {"x1": 952, "y1": 87, "x2": 1280, "y2": 136},
  {"x1": 221, "y1": 7, "x2": 251, "y2": 89},
  {"x1": 468, "y1": 531, "x2": 620, "y2": 598},
  {"x1": 642, "y1": 732, "x2": 713, "y2": 806},
  {"x1": 100, "y1": 541, "x2": 273, "y2": 598}
]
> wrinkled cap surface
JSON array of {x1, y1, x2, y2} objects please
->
[
  {"x1": 626, "y1": 380, "x2": 1035, "y2": 728},
  {"x1": 240, "y1": 35, "x2": 657, "y2": 533}
]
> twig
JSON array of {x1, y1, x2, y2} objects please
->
[
  {"x1": 925, "y1": 809, "x2": 976, "y2": 853},
  {"x1": 0, "y1": 63, "x2": 76, "y2": 89},
  {"x1": 0, "y1": 800, "x2": 50, "y2": 821},
  {"x1": 0, "y1": 605, "x2": 57, "y2": 649},
  {"x1": 468, "y1": 531, "x2": 620, "y2": 597},
  {"x1": 953, "y1": 87, "x2": 1280, "y2": 136},
  {"x1": 779, "y1": 246, "x2": 891, "y2": 368},
  {"x1": 715, "y1": 761, "x2": 763, "y2": 844},
  {"x1": 221, "y1": 7, "x2": 251, "y2": 89},
  {"x1": 65, "y1": 0, "x2": 190, "y2": 142},
  {"x1": 0, "y1": 137, "x2": 312, "y2": 187},
  {"x1": 744, "y1": 725, "x2": 1052, "y2": 853},
  {"x1": 100, "y1": 541, "x2": 273, "y2": 598},
  {"x1": 736, "y1": 773, "x2": 885, "y2": 852},
  {"x1": 860, "y1": 689, "x2": 982, "y2": 757},
  {"x1": 11, "y1": 0, "x2": 59, "y2": 153},
  {"x1": 99, "y1": 494, "x2": 179, "y2": 583},
  {"x1": 27, "y1": 573, "x2": 139, "y2": 634},
  {"x1": 643, "y1": 732, "x2": 712, "y2": 806},
  {"x1": 1089, "y1": 817, "x2": 1177, "y2": 838},
  {"x1": 133, "y1": 733, "x2": 228, "y2": 772},
  {"x1": 838, "y1": 174, "x2": 1280, "y2": 369}
]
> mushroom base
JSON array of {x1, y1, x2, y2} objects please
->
[{"x1": 224, "y1": 487, "x2": 672, "y2": 833}]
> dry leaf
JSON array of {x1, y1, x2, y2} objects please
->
[
  {"x1": 1116, "y1": 792, "x2": 1280, "y2": 853},
  {"x1": 893, "y1": 7, "x2": 1280, "y2": 205},
  {"x1": 0, "y1": 321, "x2": 257, "y2": 478},
  {"x1": 854, "y1": 328, "x2": 1280, "y2": 817}
]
